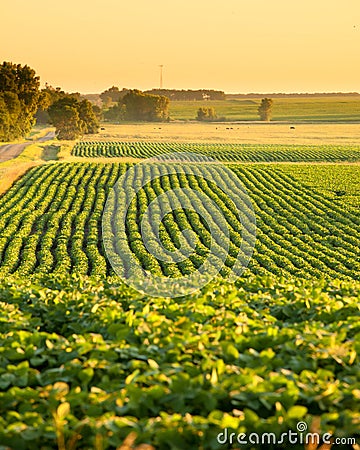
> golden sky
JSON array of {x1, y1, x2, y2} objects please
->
[{"x1": 1, "y1": 0, "x2": 359, "y2": 93}]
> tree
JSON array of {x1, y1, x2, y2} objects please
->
[
  {"x1": 121, "y1": 90, "x2": 169, "y2": 121},
  {"x1": 104, "y1": 103, "x2": 127, "y2": 122},
  {"x1": 0, "y1": 96, "x2": 13, "y2": 139},
  {"x1": 100, "y1": 86, "x2": 129, "y2": 108},
  {"x1": 35, "y1": 85, "x2": 80, "y2": 124},
  {"x1": 196, "y1": 107, "x2": 217, "y2": 121},
  {"x1": 258, "y1": 98, "x2": 273, "y2": 121},
  {"x1": 48, "y1": 96, "x2": 99, "y2": 140},
  {"x1": 197, "y1": 107, "x2": 207, "y2": 121},
  {"x1": 78, "y1": 99, "x2": 99, "y2": 134},
  {"x1": 92, "y1": 105, "x2": 103, "y2": 122},
  {"x1": 48, "y1": 97, "x2": 81, "y2": 140},
  {"x1": 0, "y1": 62, "x2": 40, "y2": 141},
  {"x1": 0, "y1": 92, "x2": 22, "y2": 138}
]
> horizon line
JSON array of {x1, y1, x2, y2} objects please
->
[{"x1": 77, "y1": 89, "x2": 360, "y2": 96}]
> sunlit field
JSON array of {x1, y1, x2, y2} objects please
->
[
  {"x1": 169, "y1": 97, "x2": 360, "y2": 122},
  {"x1": 85, "y1": 122, "x2": 360, "y2": 145}
]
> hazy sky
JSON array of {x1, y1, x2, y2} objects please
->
[{"x1": 1, "y1": 0, "x2": 359, "y2": 93}]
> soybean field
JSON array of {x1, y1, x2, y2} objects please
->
[
  {"x1": 0, "y1": 274, "x2": 359, "y2": 448},
  {"x1": 1, "y1": 142, "x2": 360, "y2": 449},
  {"x1": 72, "y1": 141, "x2": 360, "y2": 162},
  {"x1": 0, "y1": 162, "x2": 358, "y2": 281}
]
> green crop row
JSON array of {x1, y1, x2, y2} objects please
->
[
  {"x1": 0, "y1": 162, "x2": 358, "y2": 280},
  {"x1": 72, "y1": 141, "x2": 360, "y2": 162}
]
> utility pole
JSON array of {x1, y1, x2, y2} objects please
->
[{"x1": 159, "y1": 65, "x2": 164, "y2": 89}]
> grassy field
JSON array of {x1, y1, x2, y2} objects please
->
[
  {"x1": 90, "y1": 122, "x2": 360, "y2": 145},
  {"x1": 0, "y1": 136, "x2": 73, "y2": 196},
  {"x1": 169, "y1": 97, "x2": 360, "y2": 122}
]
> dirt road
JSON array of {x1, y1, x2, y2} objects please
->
[{"x1": 0, "y1": 131, "x2": 55, "y2": 162}]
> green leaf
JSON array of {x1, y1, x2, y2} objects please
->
[
  {"x1": 79, "y1": 368, "x2": 94, "y2": 384},
  {"x1": 148, "y1": 358, "x2": 159, "y2": 370},
  {"x1": 287, "y1": 406, "x2": 308, "y2": 419},
  {"x1": 57, "y1": 402, "x2": 70, "y2": 420}
]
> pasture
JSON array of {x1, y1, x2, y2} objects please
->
[
  {"x1": 88, "y1": 122, "x2": 360, "y2": 145},
  {"x1": 169, "y1": 96, "x2": 360, "y2": 122}
]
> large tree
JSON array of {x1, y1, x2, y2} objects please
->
[
  {"x1": 0, "y1": 62, "x2": 40, "y2": 141},
  {"x1": 78, "y1": 99, "x2": 100, "y2": 134},
  {"x1": 35, "y1": 85, "x2": 81, "y2": 124},
  {"x1": 104, "y1": 89, "x2": 169, "y2": 122},
  {"x1": 0, "y1": 96, "x2": 13, "y2": 139},
  {"x1": 48, "y1": 96, "x2": 99, "y2": 140},
  {"x1": 122, "y1": 89, "x2": 169, "y2": 121}
]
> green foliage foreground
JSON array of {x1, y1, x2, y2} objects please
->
[{"x1": 0, "y1": 275, "x2": 359, "y2": 449}]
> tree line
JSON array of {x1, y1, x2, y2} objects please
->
[
  {"x1": 0, "y1": 62, "x2": 101, "y2": 141},
  {"x1": 145, "y1": 89, "x2": 225, "y2": 101},
  {"x1": 99, "y1": 87, "x2": 226, "y2": 106},
  {"x1": 227, "y1": 92, "x2": 360, "y2": 99},
  {"x1": 0, "y1": 62, "x2": 171, "y2": 141},
  {"x1": 0, "y1": 61, "x2": 274, "y2": 142}
]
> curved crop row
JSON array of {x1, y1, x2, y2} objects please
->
[
  {"x1": 0, "y1": 162, "x2": 358, "y2": 281},
  {"x1": 72, "y1": 141, "x2": 360, "y2": 162}
]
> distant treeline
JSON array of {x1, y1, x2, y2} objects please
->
[
  {"x1": 227, "y1": 92, "x2": 360, "y2": 99},
  {"x1": 96, "y1": 88, "x2": 226, "y2": 106},
  {"x1": 87, "y1": 89, "x2": 360, "y2": 107},
  {"x1": 144, "y1": 89, "x2": 226, "y2": 101},
  {"x1": 93, "y1": 88, "x2": 226, "y2": 106}
]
